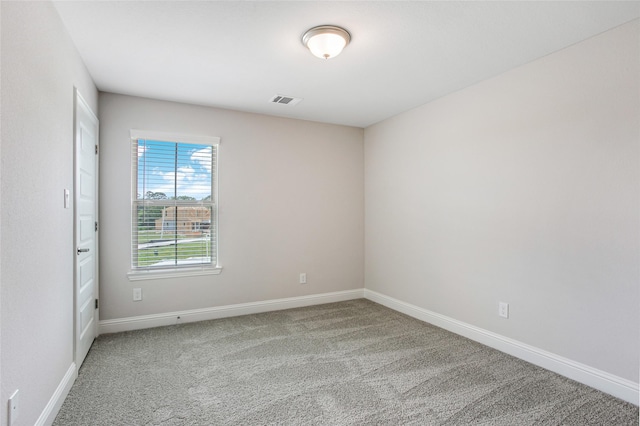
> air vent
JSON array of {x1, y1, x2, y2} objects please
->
[{"x1": 269, "y1": 95, "x2": 303, "y2": 106}]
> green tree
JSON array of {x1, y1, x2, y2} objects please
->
[
  {"x1": 146, "y1": 191, "x2": 167, "y2": 200},
  {"x1": 138, "y1": 206, "x2": 165, "y2": 230},
  {"x1": 138, "y1": 192, "x2": 168, "y2": 230}
]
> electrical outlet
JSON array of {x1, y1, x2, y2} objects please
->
[
  {"x1": 8, "y1": 390, "x2": 19, "y2": 425},
  {"x1": 299, "y1": 273, "x2": 307, "y2": 284},
  {"x1": 133, "y1": 288, "x2": 142, "y2": 301},
  {"x1": 499, "y1": 302, "x2": 509, "y2": 319}
]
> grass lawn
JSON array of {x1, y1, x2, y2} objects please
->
[{"x1": 136, "y1": 230, "x2": 212, "y2": 267}]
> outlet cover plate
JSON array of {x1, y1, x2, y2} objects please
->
[{"x1": 499, "y1": 302, "x2": 509, "y2": 318}]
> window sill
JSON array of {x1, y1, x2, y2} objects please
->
[{"x1": 127, "y1": 266, "x2": 222, "y2": 281}]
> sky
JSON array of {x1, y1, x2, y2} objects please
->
[{"x1": 137, "y1": 140, "x2": 213, "y2": 200}]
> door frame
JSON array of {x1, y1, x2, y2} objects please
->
[{"x1": 73, "y1": 88, "x2": 99, "y2": 366}]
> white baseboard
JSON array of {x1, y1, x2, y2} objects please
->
[
  {"x1": 35, "y1": 362, "x2": 77, "y2": 426},
  {"x1": 99, "y1": 289, "x2": 365, "y2": 334},
  {"x1": 364, "y1": 289, "x2": 639, "y2": 406}
]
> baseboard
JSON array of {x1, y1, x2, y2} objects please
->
[
  {"x1": 99, "y1": 289, "x2": 365, "y2": 334},
  {"x1": 35, "y1": 362, "x2": 77, "y2": 426},
  {"x1": 364, "y1": 289, "x2": 639, "y2": 406}
]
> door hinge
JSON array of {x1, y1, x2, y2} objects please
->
[
  {"x1": 95, "y1": 221, "x2": 98, "y2": 232},
  {"x1": 95, "y1": 299, "x2": 99, "y2": 309},
  {"x1": 95, "y1": 145, "x2": 98, "y2": 155}
]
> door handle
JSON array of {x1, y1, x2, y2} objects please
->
[{"x1": 77, "y1": 248, "x2": 90, "y2": 254}]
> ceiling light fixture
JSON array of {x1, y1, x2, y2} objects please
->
[{"x1": 302, "y1": 25, "x2": 351, "y2": 59}]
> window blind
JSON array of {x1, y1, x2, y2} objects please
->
[{"x1": 131, "y1": 135, "x2": 218, "y2": 271}]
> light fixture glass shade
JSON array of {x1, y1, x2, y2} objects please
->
[{"x1": 302, "y1": 25, "x2": 351, "y2": 59}]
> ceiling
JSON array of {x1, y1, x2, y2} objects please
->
[{"x1": 53, "y1": 1, "x2": 639, "y2": 128}]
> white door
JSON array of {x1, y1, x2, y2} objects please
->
[{"x1": 74, "y1": 89, "x2": 99, "y2": 367}]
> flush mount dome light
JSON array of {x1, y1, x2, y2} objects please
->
[{"x1": 302, "y1": 25, "x2": 351, "y2": 59}]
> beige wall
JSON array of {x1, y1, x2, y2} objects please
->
[
  {"x1": 0, "y1": 2, "x2": 98, "y2": 425},
  {"x1": 364, "y1": 20, "x2": 639, "y2": 382},
  {"x1": 99, "y1": 93, "x2": 364, "y2": 320}
]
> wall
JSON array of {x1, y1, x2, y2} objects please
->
[
  {"x1": 0, "y1": 2, "x2": 98, "y2": 425},
  {"x1": 365, "y1": 20, "x2": 639, "y2": 384},
  {"x1": 99, "y1": 93, "x2": 364, "y2": 321}
]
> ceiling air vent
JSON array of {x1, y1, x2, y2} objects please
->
[{"x1": 269, "y1": 95, "x2": 303, "y2": 106}]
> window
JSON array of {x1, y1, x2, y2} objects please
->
[{"x1": 129, "y1": 130, "x2": 220, "y2": 279}]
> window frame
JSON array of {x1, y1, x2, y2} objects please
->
[{"x1": 127, "y1": 129, "x2": 221, "y2": 281}]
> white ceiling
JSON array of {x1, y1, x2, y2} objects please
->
[{"x1": 53, "y1": 1, "x2": 639, "y2": 128}]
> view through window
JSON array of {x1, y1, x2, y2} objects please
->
[{"x1": 131, "y1": 133, "x2": 219, "y2": 271}]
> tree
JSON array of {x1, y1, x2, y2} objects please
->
[
  {"x1": 138, "y1": 192, "x2": 168, "y2": 230},
  {"x1": 138, "y1": 205, "x2": 164, "y2": 230},
  {"x1": 146, "y1": 191, "x2": 167, "y2": 200}
]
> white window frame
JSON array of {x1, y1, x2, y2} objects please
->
[{"x1": 127, "y1": 129, "x2": 221, "y2": 281}]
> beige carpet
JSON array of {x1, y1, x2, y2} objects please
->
[{"x1": 54, "y1": 299, "x2": 638, "y2": 425}]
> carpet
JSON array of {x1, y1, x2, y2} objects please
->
[{"x1": 54, "y1": 299, "x2": 638, "y2": 425}]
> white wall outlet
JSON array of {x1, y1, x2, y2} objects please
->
[
  {"x1": 299, "y1": 273, "x2": 307, "y2": 284},
  {"x1": 499, "y1": 302, "x2": 509, "y2": 319},
  {"x1": 133, "y1": 288, "x2": 142, "y2": 301},
  {"x1": 8, "y1": 390, "x2": 19, "y2": 425}
]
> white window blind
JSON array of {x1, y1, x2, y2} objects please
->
[{"x1": 131, "y1": 131, "x2": 219, "y2": 272}]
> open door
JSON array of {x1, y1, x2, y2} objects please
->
[{"x1": 74, "y1": 89, "x2": 99, "y2": 367}]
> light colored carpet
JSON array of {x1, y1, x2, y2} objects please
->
[{"x1": 54, "y1": 299, "x2": 638, "y2": 425}]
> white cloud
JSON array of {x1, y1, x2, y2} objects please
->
[
  {"x1": 191, "y1": 147, "x2": 212, "y2": 173},
  {"x1": 149, "y1": 166, "x2": 211, "y2": 199},
  {"x1": 177, "y1": 166, "x2": 195, "y2": 180}
]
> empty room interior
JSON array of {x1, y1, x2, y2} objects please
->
[{"x1": 1, "y1": 1, "x2": 639, "y2": 425}]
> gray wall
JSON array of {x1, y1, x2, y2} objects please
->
[
  {"x1": 0, "y1": 2, "x2": 98, "y2": 425},
  {"x1": 98, "y1": 93, "x2": 364, "y2": 320},
  {"x1": 364, "y1": 20, "x2": 639, "y2": 382}
]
